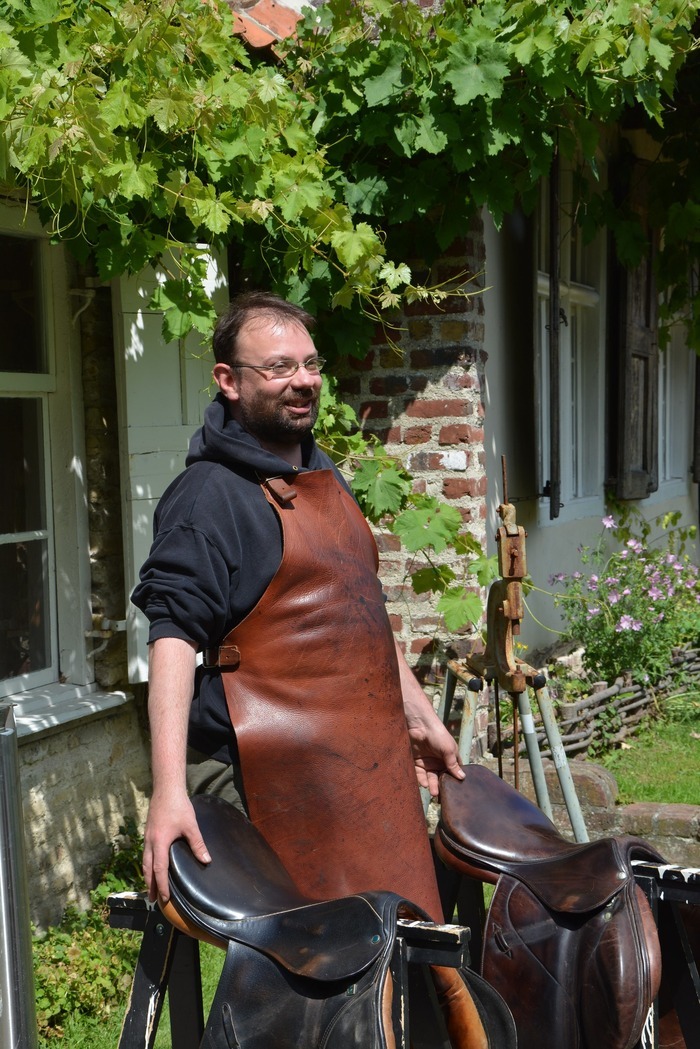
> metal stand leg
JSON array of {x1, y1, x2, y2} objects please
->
[
  {"x1": 533, "y1": 676, "x2": 588, "y2": 842},
  {"x1": 513, "y1": 688, "x2": 553, "y2": 821}
]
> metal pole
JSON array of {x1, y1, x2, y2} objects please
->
[
  {"x1": 0, "y1": 704, "x2": 39, "y2": 1049},
  {"x1": 513, "y1": 689, "x2": 554, "y2": 820},
  {"x1": 533, "y1": 677, "x2": 589, "y2": 842}
]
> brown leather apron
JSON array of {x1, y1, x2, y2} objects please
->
[{"x1": 211, "y1": 469, "x2": 443, "y2": 919}]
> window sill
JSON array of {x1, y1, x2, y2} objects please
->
[{"x1": 2, "y1": 683, "x2": 133, "y2": 741}]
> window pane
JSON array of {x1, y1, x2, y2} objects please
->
[
  {"x1": 0, "y1": 398, "x2": 46, "y2": 533},
  {"x1": 0, "y1": 235, "x2": 46, "y2": 373},
  {"x1": 0, "y1": 539, "x2": 51, "y2": 680},
  {"x1": 0, "y1": 397, "x2": 51, "y2": 681}
]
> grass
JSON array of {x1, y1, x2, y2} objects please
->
[
  {"x1": 600, "y1": 706, "x2": 700, "y2": 805},
  {"x1": 40, "y1": 941, "x2": 225, "y2": 1049}
]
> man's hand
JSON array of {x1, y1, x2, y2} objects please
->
[
  {"x1": 395, "y1": 641, "x2": 465, "y2": 796},
  {"x1": 406, "y1": 710, "x2": 465, "y2": 797},
  {"x1": 143, "y1": 790, "x2": 211, "y2": 903}
]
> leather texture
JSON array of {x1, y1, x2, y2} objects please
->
[
  {"x1": 436, "y1": 764, "x2": 664, "y2": 1049},
  {"x1": 216, "y1": 468, "x2": 443, "y2": 919},
  {"x1": 168, "y1": 795, "x2": 516, "y2": 1049}
]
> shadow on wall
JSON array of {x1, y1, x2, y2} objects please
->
[{"x1": 19, "y1": 703, "x2": 150, "y2": 930}]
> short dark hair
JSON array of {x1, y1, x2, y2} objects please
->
[{"x1": 212, "y1": 291, "x2": 316, "y2": 366}]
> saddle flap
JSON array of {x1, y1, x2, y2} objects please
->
[
  {"x1": 482, "y1": 873, "x2": 662, "y2": 1049},
  {"x1": 168, "y1": 795, "x2": 395, "y2": 982}
]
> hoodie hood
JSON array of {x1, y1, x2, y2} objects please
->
[{"x1": 186, "y1": 392, "x2": 320, "y2": 476}]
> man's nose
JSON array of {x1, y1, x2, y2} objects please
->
[{"x1": 291, "y1": 364, "x2": 322, "y2": 386}]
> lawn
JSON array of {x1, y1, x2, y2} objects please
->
[{"x1": 600, "y1": 706, "x2": 700, "y2": 805}]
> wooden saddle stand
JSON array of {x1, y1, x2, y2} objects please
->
[{"x1": 109, "y1": 765, "x2": 700, "y2": 1049}]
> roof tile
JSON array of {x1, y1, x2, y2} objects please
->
[{"x1": 227, "y1": 0, "x2": 302, "y2": 48}]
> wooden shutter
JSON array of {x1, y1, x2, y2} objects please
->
[
  {"x1": 614, "y1": 184, "x2": 659, "y2": 500},
  {"x1": 693, "y1": 360, "x2": 700, "y2": 484},
  {"x1": 113, "y1": 257, "x2": 228, "y2": 682}
]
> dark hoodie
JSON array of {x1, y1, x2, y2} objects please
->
[{"x1": 131, "y1": 392, "x2": 346, "y2": 762}]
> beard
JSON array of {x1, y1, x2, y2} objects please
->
[{"x1": 236, "y1": 384, "x2": 320, "y2": 447}]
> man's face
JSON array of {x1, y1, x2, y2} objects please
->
[{"x1": 214, "y1": 317, "x2": 323, "y2": 449}]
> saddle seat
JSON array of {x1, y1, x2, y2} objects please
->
[
  {"x1": 435, "y1": 764, "x2": 664, "y2": 1049},
  {"x1": 165, "y1": 794, "x2": 517, "y2": 1049},
  {"x1": 166, "y1": 793, "x2": 406, "y2": 982}
]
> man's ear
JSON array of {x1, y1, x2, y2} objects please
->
[{"x1": 213, "y1": 363, "x2": 240, "y2": 402}]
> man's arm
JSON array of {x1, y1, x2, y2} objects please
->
[
  {"x1": 395, "y1": 641, "x2": 465, "y2": 797},
  {"x1": 142, "y1": 636, "x2": 211, "y2": 903}
]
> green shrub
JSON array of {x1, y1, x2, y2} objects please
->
[
  {"x1": 549, "y1": 509, "x2": 699, "y2": 686},
  {"x1": 34, "y1": 821, "x2": 145, "y2": 1041}
]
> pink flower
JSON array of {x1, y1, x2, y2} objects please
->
[
  {"x1": 616, "y1": 615, "x2": 642, "y2": 632},
  {"x1": 602, "y1": 515, "x2": 615, "y2": 529}
]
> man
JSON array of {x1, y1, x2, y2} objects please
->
[{"x1": 132, "y1": 291, "x2": 464, "y2": 918}]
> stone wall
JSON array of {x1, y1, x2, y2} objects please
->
[{"x1": 19, "y1": 704, "x2": 150, "y2": 929}]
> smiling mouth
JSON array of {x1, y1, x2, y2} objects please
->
[{"x1": 284, "y1": 400, "x2": 314, "y2": 414}]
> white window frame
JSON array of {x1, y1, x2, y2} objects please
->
[
  {"x1": 534, "y1": 171, "x2": 607, "y2": 525},
  {"x1": 0, "y1": 203, "x2": 121, "y2": 733}
]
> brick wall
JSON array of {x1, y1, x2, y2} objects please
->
[{"x1": 338, "y1": 220, "x2": 490, "y2": 691}]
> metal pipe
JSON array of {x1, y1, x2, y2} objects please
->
[
  {"x1": 513, "y1": 689, "x2": 554, "y2": 820},
  {"x1": 533, "y1": 677, "x2": 589, "y2": 842},
  {"x1": 0, "y1": 705, "x2": 38, "y2": 1049}
]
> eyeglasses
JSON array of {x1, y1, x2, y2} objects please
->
[{"x1": 232, "y1": 357, "x2": 326, "y2": 379}]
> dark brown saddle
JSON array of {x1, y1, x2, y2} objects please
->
[
  {"x1": 167, "y1": 794, "x2": 517, "y2": 1049},
  {"x1": 435, "y1": 764, "x2": 664, "y2": 1049}
]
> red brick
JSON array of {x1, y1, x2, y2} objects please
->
[
  {"x1": 369, "y1": 375, "x2": 411, "y2": 396},
  {"x1": 379, "y1": 344, "x2": 405, "y2": 368},
  {"x1": 403, "y1": 425, "x2": 432, "y2": 445},
  {"x1": 410, "y1": 637, "x2": 440, "y2": 655},
  {"x1": 336, "y1": 376, "x2": 361, "y2": 397},
  {"x1": 359, "y1": 400, "x2": 389, "y2": 421},
  {"x1": 407, "y1": 320, "x2": 433, "y2": 341},
  {"x1": 443, "y1": 478, "x2": 470, "y2": 499},
  {"x1": 388, "y1": 614, "x2": 403, "y2": 632},
  {"x1": 348, "y1": 352, "x2": 376, "y2": 371},
  {"x1": 439, "y1": 424, "x2": 472, "y2": 445},
  {"x1": 463, "y1": 476, "x2": 488, "y2": 497},
  {"x1": 405, "y1": 399, "x2": 468, "y2": 419},
  {"x1": 444, "y1": 373, "x2": 477, "y2": 392},
  {"x1": 375, "y1": 532, "x2": 401, "y2": 553},
  {"x1": 409, "y1": 346, "x2": 473, "y2": 370},
  {"x1": 364, "y1": 426, "x2": 402, "y2": 444}
]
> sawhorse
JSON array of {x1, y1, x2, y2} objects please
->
[
  {"x1": 108, "y1": 892, "x2": 473, "y2": 1049},
  {"x1": 633, "y1": 861, "x2": 700, "y2": 1048}
]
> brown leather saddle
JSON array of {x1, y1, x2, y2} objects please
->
[
  {"x1": 167, "y1": 794, "x2": 517, "y2": 1049},
  {"x1": 435, "y1": 764, "x2": 664, "y2": 1049}
]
